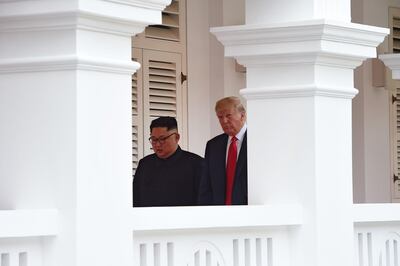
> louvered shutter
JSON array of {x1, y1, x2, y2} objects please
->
[
  {"x1": 392, "y1": 17, "x2": 400, "y2": 53},
  {"x1": 390, "y1": 8, "x2": 400, "y2": 54},
  {"x1": 393, "y1": 88, "x2": 400, "y2": 198},
  {"x1": 389, "y1": 7, "x2": 400, "y2": 200},
  {"x1": 131, "y1": 0, "x2": 187, "y2": 171},
  {"x1": 142, "y1": 49, "x2": 183, "y2": 156},
  {"x1": 132, "y1": 48, "x2": 144, "y2": 172}
]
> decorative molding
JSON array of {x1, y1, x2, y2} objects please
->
[
  {"x1": 102, "y1": 0, "x2": 171, "y2": 10},
  {"x1": 211, "y1": 19, "x2": 389, "y2": 68},
  {"x1": 211, "y1": 19, "x2": 387, "y2": 46},
  {"x1": 379, "y1": 53, "x2": 400, "y2": 79},
  {"x1": 0, "y1": 0, "x2": 171, "y2": 10},
  {"x1": 0, "y1": 0, "x2": 172, "y2": 36},
  {"x1": 0, "y1": 55, "x2": 141, "y2": 74},
  {"x1": 236, "y1": 52, "x2": 367, "y2": 69},
  {"x1": 0, "y1": 0, "x2": 28, "y2": 2},
  {"x1": 0, "y1": 11, "x2": 147, "y2": 36},
  {"x1": 241, "y1": 84, "x2": 359, "y2": 100},
  {"x1": 77, "y1": 11, "x2": 147, "y2": 37}
]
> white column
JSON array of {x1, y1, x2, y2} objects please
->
[
  {"x1": 212, "y1": 1, "x2": 388, "y2": 266},
  {"x1": 0, "y1": 1, "x2": 170, "y2": 266}
]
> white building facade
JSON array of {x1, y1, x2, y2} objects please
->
[{"x1": 1, "y1": 0, "x2": 400, "y2": 266}]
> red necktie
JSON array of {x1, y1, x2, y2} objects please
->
[{"x1": 225, "y1": 136, "x2": 237, "y2": 205}]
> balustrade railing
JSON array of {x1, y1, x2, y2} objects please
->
[
  {"x1": 132, "y1": 205, "x2": 302, "y2": 266},
  {"x1": 354, "y1": 204, "x2": 400, "y2": 266},
  {"x1": 0, "y1": 210, "x2": 57, "y2": 266},
  {"x1": 1, "y1": 205, "x2": 400, "y2": 266}
]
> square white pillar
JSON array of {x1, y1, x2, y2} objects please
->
[
  {"x1": 0, "y1": 1, "x2": 171, "y2": 266},
  {"x1": 212, "y1": 16, "x2": 388, "y2": 266}
]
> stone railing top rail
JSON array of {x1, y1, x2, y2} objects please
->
[
  {"x1": 353, "y1": 203, "x2": 400, "y2": 223},
  {"x1": 131, "y1": 204, "x2": 303, "y2": 231},
  {"x1": 0, "y1": 209, "x2": 58, "y2": 238}
]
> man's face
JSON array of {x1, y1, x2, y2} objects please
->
[
  {"x1": 216, "y1": 106, "x2": 245, "y2": 136},
  {"x1": 150, "y1": 127, "x2": 179, "y2": 159}
]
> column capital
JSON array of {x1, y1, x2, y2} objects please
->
[
  {"x1": 0, "y1": 0, "x2": 172, "y2": 36},
  {"x1": 379, "y1": 53, "x2": 400, "y2": 79},
  {"x1": 211, "y1": 20, "x2": 389, "y2": 69},
  {"x1": 241, "y1": 84, "x2": 359, "y2": 100},
  {"x1": 0, "y1": 55, "x2": 141, "y2": 74}
]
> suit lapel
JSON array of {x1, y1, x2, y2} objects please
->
[{"x1": 219, "y1": 134, "x2": 229, "y2": 181}]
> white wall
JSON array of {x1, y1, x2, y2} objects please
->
[
  {"x1": 186, "y1": 0, "x2": 212, "y2": 156},
  {"x1": 209, "y1": 0, "x2": 225, "y2": 137},
  {"x1": 186, "y1": 0, "x2": 246, "y2": 156},
  {"x1": 352, "y1": 0, "x2": 394, "y2": 203},
  {"x1": 223, "y1": 0, "x2": 246, "y2": 105}
]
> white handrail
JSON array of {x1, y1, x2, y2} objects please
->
[
  {"x1": 353, "y1": 203, "x2": 400, "y2": 223},
  {"x1": 0, "y1": 209, "x2": 58, "y2": 238},
  {"x1": 131, "y1": 204, "x2": 303, "y2": 231}
]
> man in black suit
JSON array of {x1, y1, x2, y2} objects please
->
[
  {"x1": 133, "y1": 117, "x2": 203, "y2": 207},
  {"x1": 198, "y1": 96, "x2": 247, "y2": 205}
]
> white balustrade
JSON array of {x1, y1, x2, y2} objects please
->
[
  {"x1": 0, "y1": 210, "x2": 57, "y2": 266},
  {"x1": 0, "y1": 205, "x2": 400, "y2": 266},
  {"x1": 134, "y1": 230, "x2": 280, "y2": 266},
  {"x1": 0, "y1": 238, "x2": 40, "y2": 266},
  {"x1": 131, "y1": 205, "x2": 302, "y2": 266},
  {"x1": 131, "y1": 204, "x2": 400, "y2": 266},
  {"x1": 354, "y1": 204, "x2": 400, "y2": 266}
]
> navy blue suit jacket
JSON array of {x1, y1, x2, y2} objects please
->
[{"x1": 198, "y1": 132, "x2": 248, "y2": 205}]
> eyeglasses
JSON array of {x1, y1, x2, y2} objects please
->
[{"x1": 149, "y1": 133, "x2": 177, "y2": 145}]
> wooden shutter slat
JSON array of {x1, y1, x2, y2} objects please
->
[
  {"x1": 150, "y1": 102, "x2": 176, "y2": 110},
  {"x1": 149, "y1": 61, "x2": 176, "y2": 70},
  {"x1": 150, "y1": 110, "x2": 177, "y2": 117},
  {"x1": 150, "y1": 75, "x2": 176, "y2": 84},
  {"x1": 394, "y1": 18, "x2": 400, "y2": 27},
  {"x1": 149, "y1": 82, "x2": 176, "y2": 90},
  {"x1": 149, "y1": 90, "x2": 175, "y2": 98},
  {"x1": 149, "y1": 68, "x2": 176, "y2": 77},
  {"x1": 150, "y1": 95, "x2": 176, "y2": 104}
]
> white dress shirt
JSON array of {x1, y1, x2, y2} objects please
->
[{"x1": 225, "y1": 123, "x2": 247, "y2": 164}]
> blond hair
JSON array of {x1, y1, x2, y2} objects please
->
[{"x1": 215, "y1": 96, "x2": 246, "y2": 114}]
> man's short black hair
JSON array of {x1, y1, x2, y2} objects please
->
[{"x1": 150, "y1": 116, "x2": 178, "y2": 132}]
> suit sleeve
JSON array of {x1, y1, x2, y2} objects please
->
[
  {"x1": 197, "y1": 143, "x2": 213, "y2": 205},
  {"x1": 132, "y1": 161, "x2": 143, "y2": 207}
]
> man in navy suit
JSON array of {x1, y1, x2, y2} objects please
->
[{"x1": 198, "y1": 96, "x2": 247, "y2": 205}]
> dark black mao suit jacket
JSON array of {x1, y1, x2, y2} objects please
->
[{"x1": 198, "y1": 132, "x2": 248, "y2": 205}]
